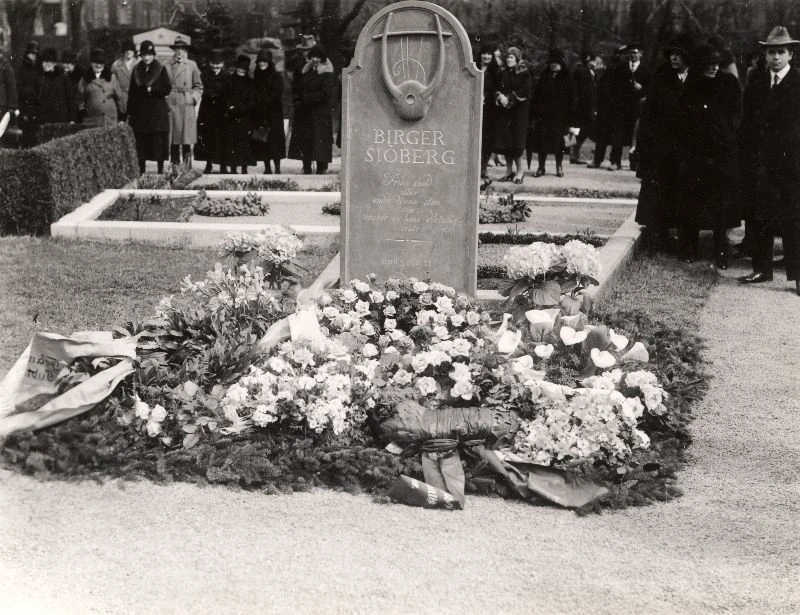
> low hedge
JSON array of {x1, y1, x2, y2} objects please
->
[{"x1": 0, "y1": 124, "x2": 138, "y2": 235}]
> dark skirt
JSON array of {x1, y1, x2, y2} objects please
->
[{"x1": 135, "y1": 131, "x2": 168, "y2": 161}]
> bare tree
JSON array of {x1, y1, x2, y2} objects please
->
[{"x1": 4, "y1": 0, "x2": 40, "y2": 65}]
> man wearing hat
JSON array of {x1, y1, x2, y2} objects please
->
[
  {"x1": 591, "y1": 42, "x2": 649, "y2": 170},
  {"x1": 127, "y1": 40, "x2": 172, "y2": 174},
  {"x1": 739, "y1": 26, "x2": 800, "y2": 295},
  {"x1": 111, "y1": 40, "x2": 137, "y2": 122},
  {"x1": 570, "y1": 49, "x2": 603, "y2": 165},
  {"x1": 16, "y1": 41, "x2": 40, "y2": 146},
  {"x1": 165, "y1": 35, "x2": 203, "y2": 170},
  {"x1": 79, "y1": 48, "x2": 120, "y2": 126},
  {"x1": 195, "y1": 49, "x2": 228, "y2": 173}
]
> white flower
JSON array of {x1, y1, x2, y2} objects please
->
[
  {"x1": 355, "y1": 300, "x2": 371, "y2": 315},
  {"x1": 411, "y1": 354, "x2": 429, "y2": 373},
  {"x1": 266, "y1": 356, "x2": 290, "y2": 373},
  {"x1": 416, "y1": 377, "x2": 438, "y2": 396},
  {"x1": 560, "y1": 239, "x2": 600, "y2": 278},
  {"x1": 449, "y1": 362, "x2": 472, "y2": 383},
  {"x1": 150, "y1": 404, "x2": 167, "y2": 422},
  {"x1": 512, "y1": 355, "x2": 534, "y2": 372},
  {"x1": 385, "y1": 290, "x2": 399, "y2": 301},
  {"x1": 625, "y1": 370, "x2": 658, "y2": 389},
  {"x1": 134, "y1": 398, "x2": 151, "y2": 420},
  {"x1": 341, "y1": 289, "x2": 358, "y2": 303},
  {"x1": 465, "y1": 311, "x2": 481, "y2": 326},
  {"x1": 525, "y1": 309, "x2": 558, "y2": 327},
  {"x1": 559, "y1": 326, "x2": 588, "y2": 346},
  {"x1": 451, "y1": 338, "x2": 472, "y2": 357},
  {"x1": 146, "y1": 420, "x2": 162, "y2": 437},
  {"x1": 332, "y1": 313, "x2": 353, "y2": 331},
  {"x1": 384, "y1": 305, "x2": 396, "y2": 316},
  {"x1": 391, "y1": 369, "x2": 412, "y2": 385},
  {"x1": 369, "y1": 291, "x2": 384, "y2": 304},
  {"x1": 503, "y1": 242, "x2": 560, "y2": 279},
  {"x1": 621, "y1": 396, "x2": 644, "y2": 421},
  {"x1": 497, "y1": 330, "x2": 522, "y2": 354},
  {"x1": 622, "y1": 341, "x2": 650, "y2": 362},
  {"x1": 590, "y1": 348, "x2": 617, "y2": 369},
  {"x1": 427, "y1": 350, "x2": 449, "y2": 366},
  {"x1": 354, "y1": 281, "x2": 370, "y2": 293},
  {"x1": 417, "y1": 310, "x2": 436, "y2": 325},
  {"x1": 432, "y1": 325, "x2": 450, "y2": 340},
  {"x1": 413, "y1": 281, "x2": 429, "y2": 293},
  {"x1": 322, "y1": 306, "x2": 339, "y2": 319},
  {"x1": 534, "y1": 344, "x2": 554, "y2": 359},
  {"x1": 361, "y1": 321, "x2": 376, "y2": 336},
  {"x1": 641, "y1": 383, "x2": 663, "y2": 411},
  {"x1": 362, "y1": 343, "x2": 379, "y2": 358},
  {"x1": 609, "y1": 329, "x2": 629, "y2": 351},
  {"x1": 451, "y1": 379, "x2": 474, "y2": 400},
  {"x1": 435, "y1": 296, "x2": 454, "y2": 313},
  {"x1": 632, "y1": 428, "x2": 651, "y2": 448},
  {"x1": 389, "y1": 329, "x2": 406, "y2": 341},
  {"x1": 384, "y1": 318, "x2": 397, "y2": 331},
  {"x1": 450, "y1": 313, "x2": 465, "y2": 327}
]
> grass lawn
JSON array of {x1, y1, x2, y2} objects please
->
[{"x1": 0, "y1": 237, "x2": 339, "y2": 374}]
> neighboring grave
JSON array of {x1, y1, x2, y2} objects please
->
[{"x1": 341, "y1": 1, "x2": 482, "y2": 295}]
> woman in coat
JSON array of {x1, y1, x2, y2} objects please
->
[
  {"x1": 195, "y1": 49, "x2": 228, "y2": 174},
  {"x1": 110, "y1": 40, "x2": 136, "y2": 121},
  {"x1": 288, "y1": 45, "x2": 336, "y2": 174},
  {"x1": 127, "y1": 40, "x2": 171, "y2": 174},
  {"x1": 635, "y1": 41, "x2": 691, "y2": 251},
  {"x1": 675, "y1": 43, "x2": 742, "y2": 268},
  {"x1": 222, "y1": 55, "x2": 256, "y2": 174},
  {"x1": 478, "y1": 43, "x2": 499, "y2": 179},
  {"x1": 17, "y1": 42, "x2": 41, "y2": 147},
  {"x1": 251, "y1": 48, "x2": 286, "y2": 174},
  {"x1": 36, "y1": 47, "x2": 75, "y2": 126},
  {"x1": 530, "y1": 48, "x2": 575, "y2": 177},
  {"x1": 79, "y1": 48, "x2": 119, "y2": 126},
  {"x1": 493, "y1": 46, "x2": 532, "y2": 184}
]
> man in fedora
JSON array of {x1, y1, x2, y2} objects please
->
[
  {"x1": 739, "y1": 26, "x2": 800, "y2": 295},
  {"x1": 165, "y1": 35, "x2": 203, "y2": 170}
]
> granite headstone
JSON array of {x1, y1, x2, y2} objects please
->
[{"x1": 341, "y1": 1, "x2": 482, "y2": 294}]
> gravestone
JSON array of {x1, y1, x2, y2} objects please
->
[{"x1": 341, "y1": 1, "x2": 483, "y2": 295}]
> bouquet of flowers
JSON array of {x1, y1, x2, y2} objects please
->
[{"x1": 219, "y1": 226, "x2": 305, "y2": 290}]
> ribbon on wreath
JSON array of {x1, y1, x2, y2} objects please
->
[{"x1": 382, "y1": 400, "x2": 609, "y2": 510}]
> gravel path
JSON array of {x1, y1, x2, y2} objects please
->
[{"x1": 2, "y1": 262, "x2": 797, "y2": 614}]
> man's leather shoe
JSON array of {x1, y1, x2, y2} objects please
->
[{"x1": 739, "y1": 272, "x2": 773, "y2": 284}]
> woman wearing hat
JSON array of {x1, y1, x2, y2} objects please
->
[
  {"x1": 36, "y1": 47, "x2": 75, "y2": 127},
  {"x1": 675, "y1": 42, "x2": 742, "y2": 268},
  {"x1": 477, "y1": 43, "x2": 500, "y2": 179},
  {"x1": 530, "y1": 48, "x2": 575, "y2": 177},
  {"x1": 165, "y1": 36, "x2": 203, "y2": 169},
  {"x1": 288, "y1": 45, "x2": 336, "y2": 174},
  {"x1": 111, "y1": 40, "x2": 137, "y2": 121},
  {"x1": 127, "y1": 40, "x2": 171, "y2": 174},
  {"x1": 635, "y1": 37, "x2": 693, "y2": 251},
  {"x1": 17, "y1": 42, "x2": 41, "y2": 147},
  {"x1": 79, "y1": 48, "x2": 120, "y2": 127},
  {"x1": 251, "y1": 48, "x2": 286, "y2": 174},
  {"x1": 493, "y1": 46, "x2": 532, "y2": 183},
  {"x1": 221, "y1": 54, "x2": 256, "y2": 174},
  {"x1": 196, "y1": 49, "x2": 228, "y2": 173}
]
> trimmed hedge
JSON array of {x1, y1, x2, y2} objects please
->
[{"x1": 0, "y1": 124, "x2": 138, "y2": 235}]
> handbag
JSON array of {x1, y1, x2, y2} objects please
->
[{"x1": 251, "y1": 125, "x2": 270, "y2": 143}]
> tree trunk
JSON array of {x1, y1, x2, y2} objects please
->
[{"x1": 68, "y1": 0, "x2": 85, "y2": 52}]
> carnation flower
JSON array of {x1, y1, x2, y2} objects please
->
[
  {"x1": 322, "y1": 306, "x2": 339, "y2": 319},
  {"x1": 355, "y1": 300, "x2": 371, "y2": 315},
  {"x1": 369, "y1": 291, "x2": 384, "y2": 304}
]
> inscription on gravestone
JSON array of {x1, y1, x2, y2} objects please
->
[{"x1": 341, "y1": 0, "x2": 483, "y2": 294}]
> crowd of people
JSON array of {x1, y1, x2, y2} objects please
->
[{"x1": 0, "y1": 36, "x2": 336, "y2": 176}]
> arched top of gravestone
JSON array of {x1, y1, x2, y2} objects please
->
[{"x1": 347, "y1": 1, "x2": 480, "y2": 79}]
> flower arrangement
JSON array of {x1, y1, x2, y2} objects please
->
[{"x1": 218, "y1": 226, "x2": 305, "y2": 290}]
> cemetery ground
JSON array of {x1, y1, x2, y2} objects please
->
[{"x1": 1, "y1": 163, "x2": 797, "y2": 612}]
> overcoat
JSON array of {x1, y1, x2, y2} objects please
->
[
  {"x1": 110, "y1": 57, "x2": 136, "y2": 115},
  {"x1": 165, "y1": 57, "x2": 203, "y2": 145},
  {"x1": 79, "y1": 68, "x2": 120, "y2": 126},
  {"x1": 16, "y1": 57, "x2": 40, "y2": 122},
  {"x1": 37, "y1": 68, "x2": 75, "y2": 124},
  {"x1": 530, "y1": 66, "x2": 575, "y2": 154},
  {"x1": 571, "y1": 62, "x2": 596, "y2": 133},
  {"x1": 194, "y1": 67, "x2": 227, "y2": 163},
  {"x1": 740, "y1": 67, "x2": 800, "y2": 222},
  {"x1": 675, "y1": 71, "x2": 742, "y2": 229},
  {"x1": 0, "y1": 57, "x2": 18, "y2": 112},
  {"x1": 480, "y1": 62, "x2": 500, "y2": 160},
  {"x1": 635, "y1": 63, "x2": 687, "y2": 227},
  {"x1": 288, "y1": 63, "x2": 335, "y2": 163},
  {"x1": 251, "y1": 63, "x2": 286, "y2": 162},
  {"x1": 222, "y1": 73, "x2": 256, "y2": 167},
  {"x1": 608, "y1": 61, "x2": 650, "y2": 146},
  {"x1": 127, "y1": 59, "x2": 171, "y2": 134},
  {"x1": 493, "y1": 66, "x2": 532, "y2": 152}
]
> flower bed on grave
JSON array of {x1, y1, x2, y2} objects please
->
[
  {"x1": 0, "y1": 228, "x2": 703, "y2": 512},
  {"x1": 98, "y1": 190, "x2": 270, "y2": 222}
]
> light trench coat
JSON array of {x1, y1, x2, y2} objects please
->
[
  {"x1": 165, "y1": 57, "x2": 203, "y2": 145},
  {"x1": 110, "y1": 57, "x2": 136, "y2": 115}
]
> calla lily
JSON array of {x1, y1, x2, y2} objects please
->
[
  {"x1": 539, "y1": 380, "x2": 567, "y2": 401},
  {"x1": 494, "y1": 313, "x2": 512, "y2": 341},
  {"x1": 512, "y1": 355, "x2": 534, "y2": 371},
  {"x1": 621, "y1": 341, "x2": 649, "y2": 362},
  {"x1": 525, "y1": 308, "x2": 558, "y2": 326},
  {"x1": 590, "y1": 347, "x2": 617, "y2": 368},
  {"x1": 534, "y1": 344, "x2": 554, "y2": 359},
  {"x1": 609, "y1": 329, "x2": 629, "y2": 351},
  {"x1": 497, "y1": 329, "x2": 522, "y2": 354},
  {"x1": 559, "y1": 326, "x2": 588, "y2": 346}
]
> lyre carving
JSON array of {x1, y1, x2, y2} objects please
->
[{"x1": 373, "y1": 11, "x2": 452, "y2": 121}]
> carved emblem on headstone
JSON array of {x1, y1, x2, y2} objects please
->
[{"x1": 374, "y1": 11, "x2": 453, "y2": 121}]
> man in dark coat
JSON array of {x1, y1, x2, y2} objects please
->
[
  {"x1": 36, "y1": 48, "x2": 75, "y2": 125},
  {"x1": 530, "y1": 48, "x2": 575, "y2": 177},
  {"x1": 591, "y1": 43, "x2": 649, "y2": 170},
  {"x1": 0, "y1": 45, "x2": 18, "y2": 117},
  {"x1": 222, "y1": 54, "x2": 256, "y2": 174},
  {"x1": 252, "y1": 48, "x2": 286, "y2": 174},
  {"x1": 195, "y1": 49, "x2": 228, "y2": 174},
  {"x1": 17, "y1": 42, "x2": 41, "y2": 147},
  {"x1": 739, "y1": 26, "x2": 800, "y2": 294},
  {"x1": 60, "y1": 50, "x2": 83, "y2": 122},
  {"x1": 288, "y1": 45, "x2": 336, "y2": 174},
  {"x1": 570, "y1": 49, "x2": 602, "y2": 165},
  {"x1": 127, "y1": 40, "x2": 172, "y2": 174}
]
